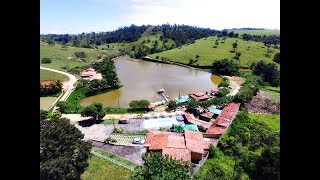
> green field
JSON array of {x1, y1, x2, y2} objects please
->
[
  {"x1": 40, "y1": 97, "x2": 57, "y2": 110},
  {"x1": 40, "y1": 69, "x2": 68, "y2": 81},
  {"x1": 92, "y1": 148, "x2": 138, "y2": 168},
  {"x1": 229, "y1": 29, "x2": 280, "y2": 36},
  {"x1": 248, "y1": 113, "x2": 280, "y2": 132},
  {"x1": 40, "y1": 42, "x2": 119, "y2": 71},
  {"x1": 149, "y1": 36, "x2": 280, "y2": 67},
  {"x1": 81, "y1": 155, "x2": 131, "y2": 180},
  {"x1": 261, "y1": 86, "x2": 280, "y2": 99}
]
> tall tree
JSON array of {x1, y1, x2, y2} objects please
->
[
  {"x1": 81, "y1": 102, "x2": 106, "y2": 121},
  {"x1": 130, "y1": 152, "x2": 191, "y2": 180},
  {"x1": 40, "y1": 118, "x2": 92, "y2": 179}
]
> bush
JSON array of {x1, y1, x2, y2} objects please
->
[
  {"x1": 56, "y1": 101, "x2": 71, "y2": 113},
  {"x1": 129, "y1": 100, "x2": 150, "y2": 109},
  {"x1": 211, "y1": 59, "x2": 240, "y2": 76},
  {"x1": 74, "y1": 51, "x2": 86, "y2": 58},
  {"x1": 215, "y1": 88, "x2": 230, "y2": 98},
  {"x1": 218, "y1": 78, "x2": 230, "y2": 87},
  {"x1": 273, "y1": 52, "x2": 280, "y2": 64},
  {"x1": 41, "y1": 58, "x2": 52, "y2": 64},
  {"x1": 113, "y1": 127, "x2": 124, "y2": 133}
]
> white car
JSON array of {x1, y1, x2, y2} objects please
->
[{"x1": 132, "y1": 138, "x2": 145, "y2": 144}]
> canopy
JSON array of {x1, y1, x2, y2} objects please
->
[{"x1": 176, "y1": 115, "x2": 184, "y2": 121}]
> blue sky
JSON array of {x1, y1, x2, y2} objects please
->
[{"x1": 41, "y1": 0, "x2": 280, "y2": 34}]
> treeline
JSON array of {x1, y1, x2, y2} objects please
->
[
  {"x1": 152, "y1": 24, "x2": 219, "y2": 47},
  {"x1": 40, "y1": 24, "x2": 150, "y2": 48},
  {"x1": 40, "y1": 81, "x2": 62, "y2": 97}
]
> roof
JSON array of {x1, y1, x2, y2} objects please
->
[
  {"x1": 185, "y1": 130, "x2": 204, "y2": 154},
  {"x1": 209, "y1": 108, "x2": 222, "y2": 115},
  {"x1": 119, "y1": 115, "x2": 129, "y2": 121},
  {"x1": 189, "y1": 94, "x2": 210, "y2": 101},
  {"x1": 148, "y1": 134, "x2": 168, "y2": 150},
  {"x1": 162, "y1": 148, "x2": 191, "y2": 161},
  {"x1": 166, "y1": 133, "x2": 186, "y2": 149},
  {"x1": 200, "y1": 112, "x2": 214, "y2": 119},
  {"x1": 40, "y1": 80, "x2": 55, "y2": 85},
  {"x1": 206, "y1": 102, "x2": 240, "y2": 135},
  {"x1": 183, "y1": 112, "x2": 211, "y2": 128},
  {"x1": 81, "y1": 71, "x2": 96, "y2": 77},
  {"x1": 90, "y1": 73, "x2": 102, "y2": 81}
]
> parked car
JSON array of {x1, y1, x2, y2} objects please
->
[{"x1": 132, "y1": 137, "x2": 145, "y2": 144}]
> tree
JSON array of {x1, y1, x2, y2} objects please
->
[
  {"x1": 48, "y1": 111, "x2": 62, "y2": 120},
  {"x1": 174, "y1": 124, "x2": 184, "y2": 132},
  {"x1": 81, "y1": 102, "x2": 105, "y2": 121},
  {"x1": 273, "y1": 52, "x2": 280, "y2": 64},
  {"x1": 228, "y1": 31, "x2": 234, "y2": 37},
  {"x1": 40, "y1": 118, "x2": 92, "y2": 179},
  {"x1": 47, "y1": 39, "x2": 55, "y2": 45},
  {"x1": 130, "y1": 152, "x2": 191, "y2": 180},
  {"x1": 129, "y1": 100, "x2": 150, "y2": 109},
  {"x1": 232, "y1": 42, "x2": 238, "y2": 51},
  {"x1": 41, "y1": 57, "x2": 52, "y2": 64},
  {"x1": 251, "y1": 60, "x2": 280, "y2": 86},
  {"x1": 168, "y1": 100, "x2": 178, "y2": 110},
  {"x1": 40, "y1": 110, "x2": 49, "y2": 121},
  {"x1": 56, "y1": 101, "x2": 71, "y2": 113},
  {"x1": 211, "y1": 59, "x2": 240, "y2": 76},
  {"x1": 222, "y1": 29, "x2": 228, "y2": 36},
  {"x1": 234, "y1": 33, "x2": 239, "y2": 38}
]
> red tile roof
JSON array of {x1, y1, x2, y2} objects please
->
[
  {"x1": 185, "y1": 130, "x2": 205, "y2": 154},
  {"x1": 149, "y1": 134, "x2": 168, "y2": 150},
  {"x1": 184, "y1": 112, "x2": 211, "y2": 128},
  {"x1": 166, "y1": 133, "x2": 186, "y2": 149},
  {"x1": 200, "y1": 112, "x2": 214, "y2": 119},
  {"x1": 162, "y1": 148, "x2": 191, "y2": 161},
  {"x1": 205, "y1": 126, "x2": 226, "y2": 135},
  {"x1": 81, "y1": 71, "x2": 96, "y2": 77}
]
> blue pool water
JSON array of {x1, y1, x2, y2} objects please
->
[
  {"x1": 209, "y1": 108, "x2": 222, "y2": 115},
  {"x1": 144, "y1": 118, "x2": 179, "y2": 129},
  {"x1": 176, "y1": 97, "x2": 190, "y2": 103}
]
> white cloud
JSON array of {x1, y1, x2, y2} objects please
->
[{"x1": 126, "y1": 0, "x2": 280, "y2": 30}]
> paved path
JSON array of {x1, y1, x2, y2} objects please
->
[{"x1": 40, "y1": 67, "x2": 78, "y2": 101}]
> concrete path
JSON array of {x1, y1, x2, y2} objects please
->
[{"x1": 40, "y1": 67, "x2": 78, "y2": 101}]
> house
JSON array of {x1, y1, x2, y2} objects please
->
[
  {"x1": 204, "y1": 102, "x2": 240, "y2": 138},
  {"x1": 145, "y1": 130, "x2": 212, "y2": 162},
  {"x1": 199, "y1": 112, "x2": 214, "y2": 122},
  {"x1": 188, "y1": 92, "x2": 210, "y2": 101},
  {"x1": 183, "y1": 112, "x2": 211, "y2": 129},
  {"x1": 80, "y1": 68, "x2": 102, "y2": 81},
  {"x1": 118, "y1": 115, "x2": 129, "y2": 124}
]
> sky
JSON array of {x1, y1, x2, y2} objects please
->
[{"x1": 40, "y1": 0, "x2": 280, "y2": 34}]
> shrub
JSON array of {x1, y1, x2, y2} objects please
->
[
  {"x1": 218, "y1": 78, "x2": 230, "y2": 87},
  {"x1": 211, "y1": 59, "x2": 240, "y2": 76},
  {"x1": 56, "y1": 101, "x2": 71, "y2": 113},
  {"x1": 215, "y1": 88, "x2": 230, "y2": 98},
  {"x1": 41, "y1": 58, "x2": 52, "y2": 64},
  {"x1": 113, "y1": 127, "x2": 124, "y2": 133}
]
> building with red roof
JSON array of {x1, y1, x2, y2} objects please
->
[
  {"x1": 188, "y1": 92, "x2": 210, "y2": 101},
  {"x1": 80, "y1": 68, "x2": 102, "y2": 81},
  {"x1": 199, "y1": 112, "x2": 214, "y2": 122}
]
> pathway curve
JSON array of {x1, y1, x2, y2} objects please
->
[{"x1": 40, "y1": 67, "x2": 78, "y2": 101}]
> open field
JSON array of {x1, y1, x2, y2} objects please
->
[
  {"x1": 40, "y1": 69, "x2": 68, "y2": 81},
  {"x1": 81, "y1": 155, "x2": 131, "y2": 180},
  {"x1": 261, "y1": 86, "x2": 280, "y2": 99},
  {"x1": 248, "y1": 113, "x2": 280, "y2": 132},
  {"x1": 150, "y1": 36, "x2": 280, "y2": 67},
  {"x1": 40, "y1": 97, "x2": 57, "y2": 110},
  {"x1": 228, "y1": 29, "x2": 280, "y2": 36},
  {"x1": 40, "y1": 42, "x2": 119, "y2": 71}
]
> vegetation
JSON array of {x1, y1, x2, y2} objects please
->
[
  {"x1": 248, "y1": 113, "x2": 280, "y2": 132},
  {"x1": 40, "y1": 80, "x2": 62, "y2": 97},
  {"x1": 261, "y1": 86, "x2": 280, "y2": 99},
  {"x1": 81, "y1": 155, "x2": 131, "y2": 180},
  {"x1": 129, "y1": 100, "x2": 150, "y2": 109},
  {"x1": 40, "y1": 118, "x2": 92, "y2": 179},
  {"x1": 40, "y1": 97, "x2": 58, "y2": 110},
  {"x1": 41, "y1": 57, "x2": 52, "y2": 64},
  {"x1": 215, "y1": 88, "x2": 230, "y2": 98},
  {"x1": 130, "y1": 152, "x2": 191, "y2": 180},
  {"x1": 40, "y1": 69, "x2": 68, "y2": 81},
  {"x1": 273, "y1": 52, "x2": 280, "y2": 64},
  {"x1": 251, "y1": 60, "x2": 280, "y2": 86},
  {"x1": 211, "y1": 59, "x2": 240, "y2": 76},
  {"x1": 65, "y1": 86, "x2": 88, "y2": 112},
  {"x1": 150, "y1": 36, "x2": 279, "y2": 67},
  {"x1": 56, "y1": 101, "x2": 72, "y2": 113},
  {"x1": 228, "y1": 29, "x2": 280, "y2": 36},
  {"x1": 218, "y1": 77, "x2": 230, "y2": 87},
  {"x1": 167, "y1": 100, "x2": 178, "y2": 110},
  {"x1": 100, "y1": 119, "x2": 119, "y2": 125},
  {"x1": 81, "y1": 102, "x2": 106, "y2": 121}
]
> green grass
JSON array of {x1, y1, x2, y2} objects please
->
[
  {"x1": 92, "y1": 147, "x2": 138, "y2": 168},
  {"x1": 105, "y1": 107, "x2": 147, "y2": 114},
  {"x1": 248, "y1": 113, "x2": 280, "y2": 132},
  {"x1": 229, "y1": 29, "x2": 280, "y2": 36},
  {"x1": 261, "y1": 86, "x2": 280, "y2": 99},
  {"x1": 100, "y1": 119, "x2": 119, "y2": 125},
  {"x1": 40, "y1": 42, "x2": 119, "y2": 71},
  {"x1": 149, "y1": 36, "x2": 280, "y2": 67},
  {"x1": 81, "y1": 155, "x2": 131, "y2": 180},
  {"x1": 40, "y1": 97, "x2": 57, "y2": 110},
  {"x1": 40, "y1": 69, "x2": 68, "y2": 81}
]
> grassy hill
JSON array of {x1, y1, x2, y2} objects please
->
[
  {"x1": 98, "y1": 27, "x2": 175, "y2": 52},
  {"x1": 40, "y1": 41, "x2": 119, "y2": 71},
  {"x1": 229, "y1": 29, "x2": 280, "y2": 36},
  {"x1": 149, "y1": 36, "x2": 280, "y2": 67}
]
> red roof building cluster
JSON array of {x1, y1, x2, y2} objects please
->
[
  {"x1": 183, "y1": 112, "x2": 211, "y2": 128},
  {"x1": 145, "y1": 130, "x2": 212, "y2": 161},
  {"x1": 188, "y1": 92, "x2": 210, "y2": 101},
  {"x1": 80, "y1": 68, "x2": 102, "y2": 81},
  {"x1": 205, "y1": 102, "x2": 240, "y2": 138}
]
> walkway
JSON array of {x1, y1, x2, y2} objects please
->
[{"x1": 40, "y1": 67, "x2": 78, "y2": 101}]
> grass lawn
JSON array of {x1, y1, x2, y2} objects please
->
[
  {"x1": 81, "y1": 155, "x2": 131, "y2": 180},
  {"x1": 229, "y1": 29, "x2": 280, "y2": 36},
  {"x1": 261, "y1": 86, "x2": 280, "y2": 99},
  {"x1": 150, "y1": 36, "x2": 280, "y2": 67},
  {"x1": 100, "y1": 119, "x2": 119, "y2": 125},
  {"x1": 40, "y1": 69, "x2": 68, "y2": 81},
  {"x1": 92, "y1": 147, "x2": 138, "y2": 168},
  {"x1": 248, "y1": 113, "x2": 280, "y2": 132},
  {"x1": 40, "y1": 97, "x2": 57, "y2": 110},
  {"x1": 40, "y1": 42, "x2": 119, "y2": 71}
]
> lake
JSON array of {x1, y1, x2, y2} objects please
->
[{"x1": 80, "y1": 56, "x2": 222, "y2": 108}]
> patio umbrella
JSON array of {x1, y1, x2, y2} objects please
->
[{"x1": 176, "y1": 115, "x2": 184, "y2": 121}]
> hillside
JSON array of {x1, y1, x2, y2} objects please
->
[
  {"x1": 40, "y1": 41, "x2": 119, "y2": 71},
  {"x1": 228, "y1": 29, "x2": 280, "y2": 36},
  {"x1": 149, "y1": 36, "x2": 280, "y2": 67}
]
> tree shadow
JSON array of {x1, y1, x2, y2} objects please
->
[{"x1": 78, "y1": 119, "x2": 97, "y2": 127}]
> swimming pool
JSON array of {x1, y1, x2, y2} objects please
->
[
  {"x1": 175, "y1": 96, "x2": 190, "y2": 103},
  {"x1": 143, "y1": 117, "x2": 179, "y2": 129}
]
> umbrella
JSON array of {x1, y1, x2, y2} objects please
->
[{"x1": 176, "y1": 115, "x2": 184, "y2": 121}]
